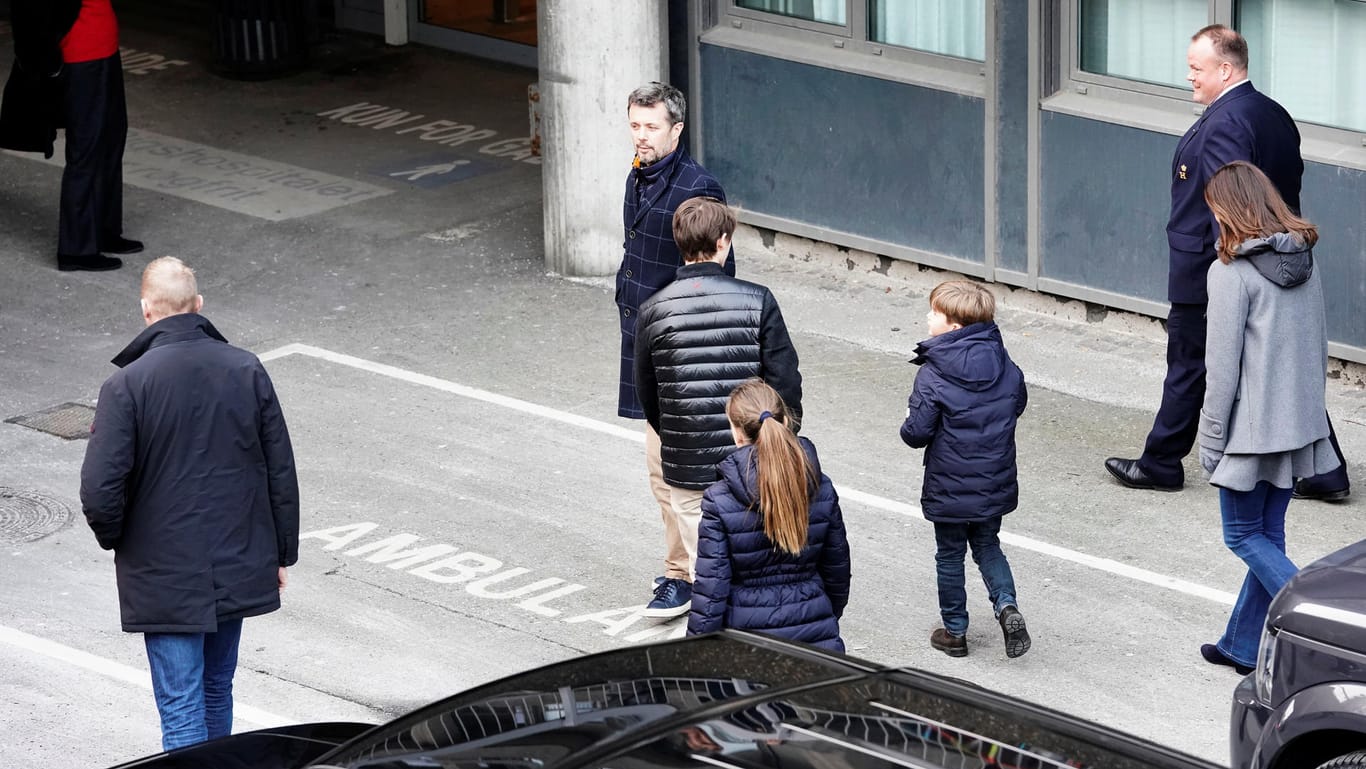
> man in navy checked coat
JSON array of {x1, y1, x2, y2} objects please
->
[
  {"x1": 1105, "y1": 25, "x2": 1349, "y2": 500},
  {"x1": 618, "y1": 82, "x2": 732, "y2": 616}
]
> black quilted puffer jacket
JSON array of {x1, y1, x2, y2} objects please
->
[{"x1": 634, "y1": 261, "x2": 802, "y2": 489}]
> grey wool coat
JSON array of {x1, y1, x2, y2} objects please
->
[{"x1": 1198, "y1": 234, "x2": 1338, "y2": 490}]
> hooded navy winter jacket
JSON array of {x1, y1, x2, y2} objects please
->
[
  {"x1": 688, "y1": 438, "x2": 850, "y2": 651},
  {"x1": 900, "y1": 322, "x2": 1027, "y2": 523}
]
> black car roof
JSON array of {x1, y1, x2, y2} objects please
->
[{"x1": 311, "y1": 632, "x2": 1218, "y2": 769}]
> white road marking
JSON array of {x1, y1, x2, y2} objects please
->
[
  {"x1": 119, "y1": 47, "x2": 189, "y2": 76},
  {"x1": 261, "y1": 343, "x2": 1237, "y2": 607},
  {"x1": 259, "y1": 343, "x2": 642, "y2": 442},
  {"x1": 8, "y1": 129, "x2": 390, "y2": 221},
  {"x1": 9, "y1": 341, "x2": 1232, "y2": 740},
  {"x1": 0, "y1": 625, "x2": 294, "y2": 727}
]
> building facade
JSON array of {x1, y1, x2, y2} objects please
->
[{"x1": 338, "y1": 0, "x2": 1366, "y2": 362}]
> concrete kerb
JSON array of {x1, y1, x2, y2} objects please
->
[{"x1": 734, "y1": 223, "x2": 1167, "y2": 341}]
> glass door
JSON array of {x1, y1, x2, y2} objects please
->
[{"x1": 406, "y1": 0, "x2": 537, "y2": 67}]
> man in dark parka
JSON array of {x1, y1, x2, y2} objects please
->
[{"x1": 80, "y1": 256, "x2": 300, "y2": 752}]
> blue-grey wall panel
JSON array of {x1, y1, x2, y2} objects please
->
[
  {"x1": 1040, "y1": 112, "x2": 1171, "y2": 303},
  {"x1": 1043, "y1": 113, "x2": 1366, "y2": 352},
  {"x1": 1304, "y1": 162, "x2": 1366, "y2": 350},
  {"x1": 700, "y1": 45, "x2": 985, "y2": 264},
  {"x1": 994, "y1": 0, "x2": 1029, "y2": 273}
]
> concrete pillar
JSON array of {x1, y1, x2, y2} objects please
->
[
  {"x1": 383, "y1": 0, "x2": 408, "y2": 46},
  {"x1": 538, "y1": 1, "x2": 668, "y2": 276}
]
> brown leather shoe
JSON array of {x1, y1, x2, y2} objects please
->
[{"x1": 930, "y1": 628, "x2": 967, "y2": 657}]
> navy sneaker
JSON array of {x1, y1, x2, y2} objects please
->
[{"x1": 642, "y1": 578, "x2": 692, "y2": 618}]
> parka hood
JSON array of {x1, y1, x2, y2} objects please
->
[
  {"x1": 911, "y1": 322, "x2": 1007, "y2": 392},
  {"x1": 1232, "y1": 232, "x2": 1314, "y2": 288},
  {"x1": 718, "y1": 437, "x2": 823, "y2": 508}
]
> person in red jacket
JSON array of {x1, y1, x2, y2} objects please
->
[{"x1": 56, "y1": 0, "x2": 141, "y2": 270}]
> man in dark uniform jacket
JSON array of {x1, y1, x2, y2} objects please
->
[
  {"x1": 1105, "y1": 25, "x2": 1349, "y2": 500},
  {"x1": 617, "y1": 82, "x2": 732, "y2": 617}
]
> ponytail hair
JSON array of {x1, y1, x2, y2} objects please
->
[{"x1": 726, "y1": 378, "x2": 815, "y2": 555}]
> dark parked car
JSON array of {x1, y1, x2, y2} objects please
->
[
  {"x1": 112, "y1": 631, "x2": 1219, "y2": 769},
  {"x1": 1232, "y1": 537, "x2": 1366, "y2": 769}
]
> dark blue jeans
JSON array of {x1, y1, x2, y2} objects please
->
[
  {"x1": 143, "y1": 619, "x2": 244, "y2": 751},
  {"x1": 1217, "y1": 482, "x2": 1298, "y2": 667},
  {"x1": 933, "y1": 517, "x2": 1018, "y2": 636}
]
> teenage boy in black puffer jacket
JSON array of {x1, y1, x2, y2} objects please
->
[
  {"x1": 634, "y1": 197, "x2": 802, "y2": 619},
  {"x1": 900, "y1": 280, "x2": 1030, "y2": 659}
]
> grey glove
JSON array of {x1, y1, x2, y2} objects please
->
[{"x1": 1199, "y1": 445, "x2": 1223, "y2": 476}]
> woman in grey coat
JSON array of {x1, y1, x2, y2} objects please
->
[{"x1": 1196, "y1": 160, "x2": 1340, "y2": 674}]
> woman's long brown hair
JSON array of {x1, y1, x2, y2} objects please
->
[
  {"x1": 1204, "y1": 160, "x2": 1318, "y2": 264},
  {"x1": 726, "y1": 379, "x2": 815, "y2": 555}
]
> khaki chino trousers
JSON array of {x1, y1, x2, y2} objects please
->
[{"x1": 645, "y1": 423, "x2": 704, "y2": 582}]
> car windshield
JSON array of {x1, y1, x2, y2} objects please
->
[
  {"x1": 311, "y1": 635, "x2": 868, "y2": 769},
  {"x1": 595, "y1": 674, "x2": 1186, "y2": 769}
]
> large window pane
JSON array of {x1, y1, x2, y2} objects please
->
[
  {"x1": 1079, "y1": 0, "x2": 1207, "y2": 87},
  {"x1": 736, "y1": 0, "x2": 846, "y2": 25},
  {"x1": 869, "y1": 0, "x2": 985, "y2": 61},
  {"x1": 1239, "y1": 0, "x2": 1366, "y2": 132}
]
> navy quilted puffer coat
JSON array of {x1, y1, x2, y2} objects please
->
[
  {"x1": 900, "y1": 321, "x2": 1027, "y2": 523},
  {"x1": 688, "y1": 438, "x2": 851, "y2": 651}
]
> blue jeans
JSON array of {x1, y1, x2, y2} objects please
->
[
  {"x1": 933, "y1": 517, "x2": 1018, "y2": 636},
  {"x1": 144, "y1": 619, "x2": 244, "y2": 752},
  {"x1": 1217, "y1": 482, "x2": 1298, "y2": 667}
]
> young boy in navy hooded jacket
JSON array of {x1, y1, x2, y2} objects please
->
[{"x1": 901, "y1": 280, "x2": 1030, "y2": 659}]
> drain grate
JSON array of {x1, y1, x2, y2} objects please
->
[
  {"x1": 0, "y1": 488, "x2": 73, "y2": 543},
  {"x1": 4, "y1": 402, "x2": 96, "y2": 440}
]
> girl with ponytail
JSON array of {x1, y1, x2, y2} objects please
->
[{"x1": 687, "y1": 379, "x2": 851, "y2": 651}]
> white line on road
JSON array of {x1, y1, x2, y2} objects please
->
[
  {"x1": 260, "y1": 343, "x2": 643, "y2": 442},
  {"x1": 0, "y1": 625, "x2": 295, "y2": 727},
  {"x1": 261, "y1": 343, "x2": 1237, "y2": 607}
]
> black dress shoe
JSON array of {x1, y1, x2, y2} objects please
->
[
  {"x1": 1104, "y1": 457, "x2": 1182, "y2": 492},
  {"x1": 100, "y1": 237, "x2": 144, "y2": 255},
  {"x1": 1200, "y1": 643, "x2": 1253, "y2": 675},
  {"x1": 1292, "y1": 478, "x2": 1350, "y2": 502},
  {"x1": 58, "y1": 254, "x2": 123, "y2": 272}
]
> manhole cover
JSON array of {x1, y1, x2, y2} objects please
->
[
  {"x1": 4, "y1": 402, "x2": 95, "y2": 440},
  {"x1": 0, "y1": 488, "x2": 73, "y2": 544}
]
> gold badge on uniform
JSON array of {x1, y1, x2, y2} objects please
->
[{"x1": 1179, "y1": 164, "x2": 1188, "y2": 180}]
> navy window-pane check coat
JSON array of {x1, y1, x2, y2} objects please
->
[{"x1": 617, "y1": 145, "x2": 729, "y2": 418}]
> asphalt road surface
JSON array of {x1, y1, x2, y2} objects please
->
[{"x1": 2, "y1": 11, "x2": 1364, "y2": 769}]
